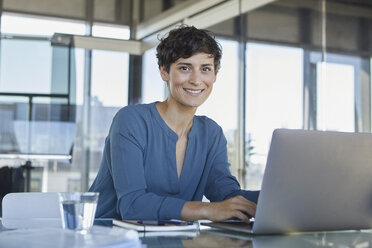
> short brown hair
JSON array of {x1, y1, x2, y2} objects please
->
[{"x1": 156, "y1": 25, "x2": 222, "y2": 73}]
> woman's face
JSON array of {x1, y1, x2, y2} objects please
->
[{"x1": 160, "y1": 52, "x2": 217, "y2": 109}]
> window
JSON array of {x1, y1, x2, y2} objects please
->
[
  {"x1": 0, "y1": 39, "x2": 52, "y2": 93},
  {"x1": 87, "y1": 49, "x2": 129, "y2": 180},
  {"x1": 310, "y1": 52, "x2": 362, "y2": 132},
  {"x1": 92, "y1": 23, "x2": 130, "y2": 40},
  {"x1": 142, "y1": 47, "x2": 167, "y2": 103},
  {"x1": 245, "y1": 43, "x2": 303, "y2": 189},
  {"x1": 317, "y1": 62, "x2": 354, "y2": 132},
  {"x1": 1, "y1": 12, "x2": 85, "y2": 36}
]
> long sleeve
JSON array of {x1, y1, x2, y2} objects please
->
[
  {"x1": 90, "y1": 106, "x2": 186, "y2": 220},
  {"x1": 204, "y1": 126, "x2": 260, "y2": 204}
]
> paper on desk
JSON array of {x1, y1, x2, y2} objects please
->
[{"x1": 0, "y1": 225, "x2": 143, "y2": 248}]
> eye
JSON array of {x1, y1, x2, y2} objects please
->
[
  {"x1": 179, "y1": 66, "x2": 190, "y2": 71},
  {"x1": 202, "y1": 67, "x2": 213, "y2": 72}
]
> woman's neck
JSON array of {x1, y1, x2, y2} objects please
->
[{"x1": 156, "y1": 100, "x2": 196, "y2": 138}]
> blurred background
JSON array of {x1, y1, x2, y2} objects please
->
[{"x1": 0, "y1": 0, "x2": 370, "y2": 196}]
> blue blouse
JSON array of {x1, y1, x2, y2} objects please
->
[{"x1": 89, "y1": 102, "x2": 259, "y2": 220}]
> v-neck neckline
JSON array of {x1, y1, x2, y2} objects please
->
[
  {"x1": 150, "y1": 102, "x2": 197, "y2": 182},
  {"x1": 151, "y1": 102, "x2": 196, "y2": 141}
]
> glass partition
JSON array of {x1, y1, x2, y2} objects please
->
[
  {"x1": 0, "y1": 14, "x2": 79, "y2": 193},
  {"x1": 0, "y1": 96, "x2": 28, "y2": 153},
  {"x1": 0, "y1": 36, "x2": 75, "y2": 156}
]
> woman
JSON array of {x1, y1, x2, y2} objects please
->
[{"x1": 89, "y1": 25, "x2": 259, "y2": 222}]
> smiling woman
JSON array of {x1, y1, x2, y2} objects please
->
[
  {"x1": 159, "y1": 53, "x2": 216, "y2": 109},
  {"x1": 89, "y1": 25, "x2": 260, "y2": 222}
]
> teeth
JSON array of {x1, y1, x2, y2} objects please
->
[{"x1": 185, "y1": 89, "x2": 202, "y2": 94}]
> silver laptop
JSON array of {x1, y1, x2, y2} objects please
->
[{"x1": 204, "y1": 129, "x2": 372, "y2": 234}]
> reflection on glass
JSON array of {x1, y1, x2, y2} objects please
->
[
  {"x1": 0, "y1": 96, "x2": 74, "y2": 155},
  {"x1": 13, "y1": 120, "x2": 75, "y2": 154},
  {"x1": 245, "y1": 43, "x2": 303, "y2": 189},
  {"x1": 317, "y1": 62, "x2": 354, "y2": 132}
]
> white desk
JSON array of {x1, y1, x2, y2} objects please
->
[{"x1": 1, "y1": 219, "x2": 371, "y2": 248}]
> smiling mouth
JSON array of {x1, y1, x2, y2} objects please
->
[{"x1": 184, "y1": 88, "x2": 204, "y2": 94}]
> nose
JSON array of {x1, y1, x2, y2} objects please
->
[{"x1": 189, "y1": 71, "x2": 202, "y2": 85}]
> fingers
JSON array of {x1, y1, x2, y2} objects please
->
[
  {"x1": 232, "y1": 210, "x2": 251, "y2": 223},
  {"x1": 229, "y1": 196, "x2": 257, "y2": 217},
  {"x1": 206, "y1": 196, "x2": 257, "y2": 222}
]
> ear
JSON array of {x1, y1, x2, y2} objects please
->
[{"x1": 160, "y1": 67, "x2": 169, "y2": 82}]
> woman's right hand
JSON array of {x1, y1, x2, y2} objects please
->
[
  {"x1": 180, "y1": 195, "x2": 256, "y2": 223},
  {"x1": 204, "y1": 195, "x2": 256, "y2": 222}
]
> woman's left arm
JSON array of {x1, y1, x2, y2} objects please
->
[
  {"x1": 204, "y1": 127, "x2": 260, "y2": 204},
  {"x1": 180, "y1": 125, "x2": 260, "y2": 222}
]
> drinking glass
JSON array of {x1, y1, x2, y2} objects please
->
[{"x1": 58, "y1": 192, "x2": 99, "y2": 231}]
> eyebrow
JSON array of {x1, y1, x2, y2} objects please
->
[{"x1": 176, "y1": 62, "x2": 214, "y2": 67}]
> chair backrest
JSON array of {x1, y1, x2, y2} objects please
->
[{"x1": 2, "y1": 192, "x2": 62, "y2": 229}]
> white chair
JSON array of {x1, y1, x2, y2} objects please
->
[{"x1": 2, "y1": 192, "x2": 62, "y2": 229}]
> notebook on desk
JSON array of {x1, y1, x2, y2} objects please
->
[
  {"x1": 203, "y1": 129, "x2": 372, "y2": 234},
  {"x1": 113, "y1": 219, "x2": 199, "y2": 232}
]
